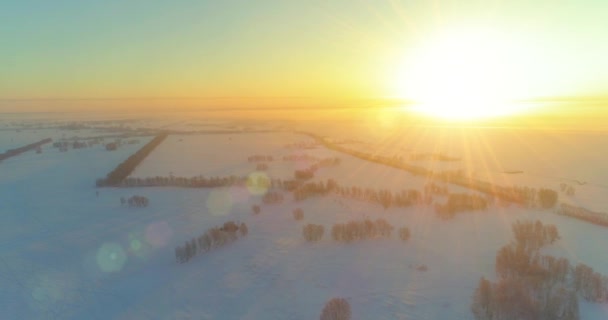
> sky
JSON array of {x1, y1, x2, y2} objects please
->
[{"x1": 1, "y1": 0, "x2": 608, "y2": 111}]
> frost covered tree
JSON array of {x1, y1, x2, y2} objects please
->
[
  {"x1": 320, "y1": 297, "x2": 351, "y2": 320},
  {"x1": 252, "y1": 205, "x2": 261, "y2": 215},
  {"x1": 471, "y1": 277, "x2": 493, "y2": 320}
]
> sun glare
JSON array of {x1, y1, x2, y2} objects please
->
[{"x1": 395, "y1": 29, "x2": 531, "y2": 120}]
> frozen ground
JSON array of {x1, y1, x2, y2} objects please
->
[{"x1": 2, "y1": 123, "x2": 608, "y2": 319}]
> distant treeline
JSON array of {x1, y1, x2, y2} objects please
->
[
  {"x1": 557, "y1": 203, "x2": 608, "y2": 228},
  {"x1": 298, "y1": 131, "x2": 560, "y2": 208},
  {"x1": 0, "y1": 138, "x2": 51, "y2": 161},
  {"x1": 96, "y1": 133, "x2": 168, "y2": 187},
  {"x1": 111, "y1": 173, "x2": 496, "y2": 213},
  {"x1": 409, "y1": 152, "x2": 460, "y2": 162},
  {"x1": 292, "y1": 179, "x2": 423, "y2": 209}
]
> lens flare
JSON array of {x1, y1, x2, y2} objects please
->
[
  {"x1": 96, "y1": 242, "x2": 127, "y2": 273},
  {"x1": 246, "y1": 171, "x2": 270, "y2": 195}
]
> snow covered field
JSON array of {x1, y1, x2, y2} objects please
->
[{"x1": 2, "y1": 123, "x2": 608, "y2": 319}]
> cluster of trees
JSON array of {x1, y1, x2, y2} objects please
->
[
  {"x1": 97, "y1": 133, "x2": 168, "y2": 186},
  {"x1": 487, "y1": 185, "x2": 558, "y2": 208},
  {"x1": 282, "y1": 154, "x2": 319, "y2": 162},
  {"x1": 175, "y1": 221, "x2": 248, "y2": 263},
  {"x1": 331, "y1": 218, "x2": 394, "y2": 242},
  {"x1": 494, "y1": 243, "x2": 567, "y2": 280},
  {"x1": 121, "y1": 195, "x2": 149, "y2": 208},
  {"x1": 557, "y1": 203, "x2": 608, "y2": 228},
  {"x1": 247, "y1": 155, "x2": 273, "y2": 162},
  {"x1": 292, "y1": 157, "x2": 341, "y2": 181},
  {"x1": 320, "y1": 297, "x2": 351, "y2": 320},
  {"x1": 292, "y1": 180, "x2": 331, "y2": 200},
  {"x1": 105, "y1": 142, "x2": 118, "y2": 151},
  {"x1": 424, "y1": 183, "x2": 449, "y2": 196},
  {"x1": 410, "y1": 152, "x2": 460, "y2": 162},
  {"x1": 435, "y1": 193, "x2": 488, "y2": 219},
  {"x1": 473, "y1": 220, "x2": 576, "y2": 320},
  {"x1": 52, "y1": 137, "x2": 110, "y2": 152},
  {"x1": 72, "y1": 141, "x2": 87, "y2": 149},
  {"x1": 118, "y1": 175, "x2": 246, "y2": 188},
  {"x1": 398, "y1": 227, "x2": 411, "y2": 241},
  {"x1": 511, "y1": 220, "x2": 559, "y2": 252},
  {"x1": 292, "y1": 208, "x2": 304, "y2": 221},
  {"x1": 283, "y1": 141, "x2": 319, "y2": 149},
  {"x1": 538, "y1": 188, "x2": 559, "y2": 209},
  {"x1": 102, "y1": 138, "x2": 139, "y2": 151},
  {"x1": 294, "y1": 169, "x2": 315, "y2": 180},
  {"x1": 262, "y1": 191, "x2": 284, "y2": 205},
  {"x1": 251, "y1": 205, "x2": 261, "y2": 215},
  {"x1": 292, "y1": 179, "x2": 421, "y2": 210},
  {"x1": 573, "y1": 263, "x2": 608, "y2": 302},
  {"x1": 53, "y1": 140, "x2": 87, "y2": 151},
  {"x1": 302, "y1": 224, "x2": 324, "y2": 242},
  {"x1": 316, "y1": 157, "x2": 341, "y2": 167},
  {"x1": 472, "y1": 277, "x2": 579, "y2": 320},
  {"x1": 560, "y1": 183, "x2": 576, "y2": 196},
  {"x1": 472, "y1": 219, "x2": 608, "y2": 320},
  {"x1": 0, "y1": 138, "x2": 52, "y2": 161}
]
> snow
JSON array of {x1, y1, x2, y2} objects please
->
[{"x1": 2, "y1": 123, "x2": 608, "y2": 319}]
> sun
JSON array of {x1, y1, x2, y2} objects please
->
[{"x1": 394, "y1": 29, "x2": 531, "y2": 120}]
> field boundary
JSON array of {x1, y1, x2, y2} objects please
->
[
  {"x1": 96, "y1": 132, "x2": 168, "y2": 187},
  {"x1": 0, "y1": 138, "x2": 52, "y2": 162}
]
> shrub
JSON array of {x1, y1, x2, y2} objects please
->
[
  {"x1": 293, "y1": 208, "x2": 304, "y2": 221},
  {"x1": 252, "y1": 205, "x2": 261, "y2": 215},
  {"x1": 127, "y1": 195, "x2": 149, "y2": 207},
  {"x1": 320, "y1": 297, "x2": 351, "y2": 320},
  {"x1": 303, "y1": 224, "x2": 324, "y2": 242},
  {"x1": 331, "y1": 219, "x2": 394, "y2": 242},
  {"x1": 538, "y1": 188, "x2": 558, "y2": 209},
  {"x1": 398, "y1": 227, "x2": 410, "y2": 241}
]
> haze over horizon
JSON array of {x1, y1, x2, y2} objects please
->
[{"x1": 2, "y1": 0, "x2": 608, "y2": 117}]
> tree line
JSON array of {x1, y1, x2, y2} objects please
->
[
  {"x1": 298, "y1": 131, "x2": 560, "y2": 208},
  {"x1": 302, "y1": 224, "x2": 324, "y2": 242},
  {"x1": 96, "y1": 132, "x2": 168, "y2": 187},
  {"x1": 301, "y1": 218, "x2": 411, "y2": 244},
  {"x1": 292, "y1": 179, "x2": 423, "y2": 210},
  {"x1": 262, "y1": 191, "x2": 284, "y2": 205},
  {"x1": 0, "y1": 138, "x2": 52, "y2": 161},
  {"x1": 331, "y1": 218, "x2": 394, "y2": 242},
  {"x1": 435, "y1": 193, "x2": 489, "y2": 219},
  {"x1": 120, "y1": 195, "x2": 149, "y2": 208},
  {"x1": 175, "y1": 221, "x2": 248, "y2": 264},
  {"x1": 558, "y1": 203, "x2": 608, "y2": 228}
]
